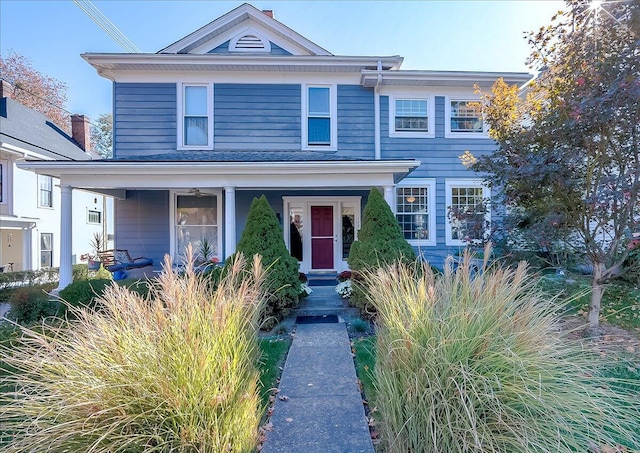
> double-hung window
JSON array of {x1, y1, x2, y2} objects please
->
[
  {"x1": 445, "y1": 180, "x2": 490, "y2": 246},
  {"x1": 178, "y1": 83, "x2": 213, "y2": 149},
  {"x1": 302, "y1": 85, "x2": 336, "y2": 149},
  {"x1": 172, "y1": 192, "x2": 221, "y2": 263},
  {"x1": 0, "y1": 161, "x2": 6, "y2": 203},
  {"x1": 38, "y1": 175, "x2": 53, "y2": 208},
  {"x1": 446, "y1": 99, "x2": 485, "y2": 137},
  {"x1": 389, "y1": 95, "x2": 434, "y2": 138},
  {"x1": 87, "y1": 209, "x2": 102, "y2": 224},
  {"x1": 395, "y1": 179, "x2": 436, "y2": 246},
  {"x1": 40, "y1": 233, "x2": 53, "y2": 268}
]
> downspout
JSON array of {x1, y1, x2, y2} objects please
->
[{"x1": 374, "y1": 60, "x2": 382, "y2": 160}]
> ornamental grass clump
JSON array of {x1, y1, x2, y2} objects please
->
[
  {"x1": 367, "y1": 248, "x2": 640, "y2": 453},
  {"x1": 0, "y1": 248, "x2": 268, "y2": 453}
]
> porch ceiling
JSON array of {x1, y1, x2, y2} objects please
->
[{"x1": 16, "y1": 157, "x2": 420, "y2": 192}]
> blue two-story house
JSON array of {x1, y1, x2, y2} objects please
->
[{"x1": 20, "y1": 4, "x2": 531, "y2": 289}]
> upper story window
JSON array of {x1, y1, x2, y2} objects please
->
[
  {"x1": 446, "y1": 99, "x2": 486, "y2": 138},
  {"x1": 38, "y1": 175, "x2": 53, "y2": 208},
  {"x1": 445, "y1": 179, "x2": 490, "y2": 246},
  {"x1": 389, "y1": 95, "x2": 435, "y2": 138},
  {"x1": 177, "y1": 83, "x2": 214, "y2": 150},
  {"x1": 395, "y1": 179, "x2": 437, "y2": 246},
  {"x1": 302, "y1": 84, "x2": 337, "y2": 150}
]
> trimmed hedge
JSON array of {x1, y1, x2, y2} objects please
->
[
  {"x1": 348, "y1": 188, "x2": 416, "y2": 314},
  {"x1": 232, "y1": 195, "x2": 300, "y2": 329}
]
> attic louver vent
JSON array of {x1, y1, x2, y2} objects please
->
[{"x1": 235, "y1": 35, "x2": 265, "y2": 49}]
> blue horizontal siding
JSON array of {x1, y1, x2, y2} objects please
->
[
  {"x1": 114, "y1": 83, "x2": 177, "y2": 158},
  {"x1": 337, "y1": 85, "x2": 375, "y2": 159},
  {"x1": 214, "y1": 84, "x2": 301, "y2": 150},
  {"x1": 115, "y1": 190, "x2": 170, "y2": 270}
]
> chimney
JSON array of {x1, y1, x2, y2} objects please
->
[
  {"x1": 262, "y1": 9, "x2": 274, "y2": 18},
  {"x1": 71, "y1": 114, "x2": 91, "y2": 152}
]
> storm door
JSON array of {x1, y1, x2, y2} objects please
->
[{"x1": 310, "y1": 206, "x2": 334, "y2": 269}]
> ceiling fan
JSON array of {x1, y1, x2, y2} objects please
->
[{"x1": 188, "y1": 188, "x2": 214, "y2": 197}]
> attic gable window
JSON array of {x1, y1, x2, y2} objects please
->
[
  {"x1": 229, "y1": 33, "x2": 272, "y2": 53},
  {"x1": 177, "y1": 83, "x2": 213, "y2": 150}
]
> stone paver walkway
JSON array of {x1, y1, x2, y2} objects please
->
[{"x1": 262, "y1": 322, "x2": 374, "y2": 453}]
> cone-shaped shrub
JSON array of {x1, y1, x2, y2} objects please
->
[
  {"x1": 0, "y1": 248, "x2": 268, "y2": 452},
  {"x1": 348, "y1": 188, "x2": 415, "y2": 313},
  {"x1": 366, "y1": 249, "x2": 640, "y2": 453},
  {"x1": 233, "y1": 195, "x2": 300, "y2": 328}
]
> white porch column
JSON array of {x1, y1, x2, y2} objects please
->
[
  {"x1": 383, "y1": 185, "x2": 395, "y2": 211},
  {"x1": 57, "y1": 184, "x2": 73, "y2": 291},
  {"x1": 224, "y1": 186, "x2": 236, "y2": 259}
]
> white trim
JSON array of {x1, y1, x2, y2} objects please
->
[
  {"x1": 158, "y1": 4, "x2": 332, "y2": 56},
  {"x1": 228, "y1": 27, "x2": 272, "y2": 53},
  {"x1": 362, "y1": 70, "x2": 532, "y2": 89},
  {"x1": 395, "y1": 178, "x2": 437, "y2": 246},
  {"x1": 445, "y1": 179, "x2": 490, "y2": 246},
  {"x1": 283, "y1": 196, "x2": 361, "y2": 273},
  {"x1": 37, "y1": 175, "x2": 53, "y2": 208},
  {"x1": 176, "y1": 82, "x2": 214, "y2": 150},
  {"x1": 388, "y1": 94, "x2": 435, "y2": 139},
  {"x1": 169, "y1": 189, "x2": 223, "y2": 263},
  {"x1": 0, "y1": 159, "x2": 8, "y2": 205},
  {"x1": 444, "y1": 97, "x2": 488, "y2": 139},
  {"x1": 301, "y1": 84, "x2": 338, "y2": 151}
]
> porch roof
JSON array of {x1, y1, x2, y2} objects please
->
[{"x1": 16, "y1": 154, "x2": 420, "y2": 196}]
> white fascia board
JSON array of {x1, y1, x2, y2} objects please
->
[
  {"x1": 361, "y1": 70, "x2": 532, "y2": 89},
  {"x1": 109, "y1": 71, "x2": 364, "y2": 85},
  {"x1": 81, "y1": 54, "x2": 404, "y2": 81},
  {"x1": 0, "y1": 142, "x2": 54, "y2": 160},
  {"x1": 159, "y1": 4, "x2": 332, "y2": 56},
  {"x1": 16, "y1": 160, "x2": 420, "y2": 189}
]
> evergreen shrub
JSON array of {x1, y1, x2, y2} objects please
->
[
  {"x1": 233, "y1": 195, "x2": 300, "y2": 329},
  {"x1": 348, "y1": 188, "x2": 416, "y2": 314},
  {"x1": 7, "y1": 284, "x2": 60, "y2": 325}
]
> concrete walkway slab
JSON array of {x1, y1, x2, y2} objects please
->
[{"x1": 262, "y1": 323, "x2": 373, "y2": 453}]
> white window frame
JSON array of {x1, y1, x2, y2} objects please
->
[
  {"x1": 87, "y1": 209, "x2": 102, "y2": 225},
  {"x1": 301, "y1": 84, "x2": 337, "y2": 151},
  {"x1": 38, "y1": 175, "x2": 53, "y2": 208},
  {"x1": 0, "y1": 160, "x2": 7, "y2": 204},
  {"x1": 169, "y1": 189, "x2": 223, "y2": 262},
  {"x1": 445, "y1": 97, "x2": 488, "y2": 138},
  {"x1": 445, "y1": 179, "x2": 491, "y2": 246},
  {"x1": 40, "y1": 232, "x2": 53, "y2": 268},
  {"x1": 389, "y1": 94, "x2": 435, "y2": 138},
  {"x1": 177, "y1": 82, "x2": 214, "y2": 150},
  {"x1": 395, "y1": 178, "x2": 437, "y2": 246}
]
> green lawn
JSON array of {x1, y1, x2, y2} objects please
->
[
  {"x1": 352, "y1": 336, "x2": 376, "y2": 405},
  {"x1": 258, "y1": 336, "x2": 291, "y2": 409}
]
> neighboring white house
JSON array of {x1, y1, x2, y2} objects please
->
[{"x1": 0, "y1": 82, "x2": 113, "y2": 272}]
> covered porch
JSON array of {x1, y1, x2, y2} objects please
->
[{"x1": 17, "y1": 153, "x2": 419, "y2": 290}]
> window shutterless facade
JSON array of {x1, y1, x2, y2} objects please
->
[
  {"x1": 40, "y1": 233, "x2": 53, "y2": 268},
  {"x1": 171, "y1": 191, "x2": 222, "y2": 263},
  {"x1": 302, "y1": 84, "x2": 337, "y2": 150},
  {"x1": 177, "y1": 83, "x2": 214, "y2": 150},
  {"x1": 0, "y1": 161, "x2": 5, "y2": 203},
  {"x1": 446, "y1": 98, "x2": 486, "y2": 137},
  {"x1": 395, "y1": 179, "x2": 436, "y2": 246},
  {"x1": 38, "y1": 175, "x2": 53, "y2": 208},
  {"x1": 388, "y1": 95, "x2": 435, "y2": 138},
  {"x1": 87, "y1": 209, "x2": 102, "y2": 224},
  {"x1": 445, "y1": 180, "x2": 490, "y2": 246}
]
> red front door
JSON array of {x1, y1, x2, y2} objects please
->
[{"x1": 311, "y1": 206, "x2": 334, "y2": 269}]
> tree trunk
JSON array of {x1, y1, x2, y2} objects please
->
[{"x1": 588, "y1": 262, "x2": 605, "y2": 331}]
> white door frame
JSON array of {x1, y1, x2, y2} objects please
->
[{"x1": 283, "y1": 196, "x2": 361, "y2": 273}]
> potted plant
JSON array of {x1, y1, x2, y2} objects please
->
[{"x1": 82, "y1": 232, "x2": 107, "y2": 271}]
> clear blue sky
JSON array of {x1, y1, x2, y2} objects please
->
[{"x1": 1, "y1": 0, "x2": 565, "y2": 122}]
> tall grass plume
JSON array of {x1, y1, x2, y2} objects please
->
[
  {"x1": 1, "y1": 246, "x2": 267, "y2": 452},
  {"x1": 367, "y1": 247, "x2": 640, "y2": 453}
]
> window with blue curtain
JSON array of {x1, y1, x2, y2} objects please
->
[{"x1": 308, "y1": 87, "x2": 330, "y2": 145}]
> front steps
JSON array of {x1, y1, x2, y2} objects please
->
[{"x1": 294, "y1": 285, "x2": 360, "y2": 319}]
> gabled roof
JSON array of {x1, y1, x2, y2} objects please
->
[
  {"x1": 159, "y1": 3, "x2": 331, "y2": 56},
  {"x1": 0, "y1": 97, "x2": 91, "y2": 161}
]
